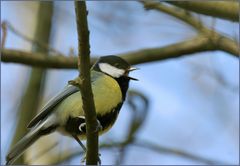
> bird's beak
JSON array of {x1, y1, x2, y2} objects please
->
[
  {"x1": 126, "y1": 66, "x2": 139, "y2": 81},
  {"x1": 127, "y1": 76, "x2": 138, "y2": 81},
  {"x1": 128, "y1": 67, "x2": 139, "y2": 72}
]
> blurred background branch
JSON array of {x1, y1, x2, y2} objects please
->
[
  {"x1": 115, "y1": 90, "x2": 149, "y2": 165},
  {"x1": 1, "y1": 1, "x2": 238, "y2": 68},
  {"x1": 49, "y1": 139, "x2": 226, "y2": 165},
  {"x1": 132, "y1": 139, "x2": 227, "y2": 165},
  {"x1": 1, "y1": 21, "x2": 7, "y2": 48},
  {"x1": 1, "y1": 49, "x2": 79, "y2": 69},
  {"x1": 166, "y1": 1, "x2": 239, "y2": 22},
  {"x1": 8, "y1": 2, "x2": 53, "y2": 164},
  {"x1": 47, "y1": 136, "x2": 227, "y2": 165},
  {"x1": 1, "y1": 21, "x2": 63, "y2": 55},
  {"x1": 1, "y1": 33, "x2": 238, "y2": 69},
  {"x1": 140, "y1": 0, "x2": 238, "y2": 56}
]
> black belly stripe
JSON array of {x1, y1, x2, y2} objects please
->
[
  {"x1": 64, "y1": 76, "x2": 129, "y2": 136},
  {"x1": 65, "y1": 102, "x2": 123, "y2": 136},
  {"x1": 97, "y1": 102, "x2": 123, "y2": 130},
  {"x1": 65, "y1": 116, "x2": 85, "y2": 135}
]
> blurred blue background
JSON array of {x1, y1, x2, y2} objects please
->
[{"x1": 1, "y1": 1, "x2": 239, "y2": 165}]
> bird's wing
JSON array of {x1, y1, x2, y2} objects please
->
[{"x1": 27, "y1": 85, "x2": 79, "y2": 128}]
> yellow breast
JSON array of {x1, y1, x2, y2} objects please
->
[
  {"x1": 55, "y1": 71, "x2": 122, "y2": 126},
  {"x1": 92, "y1": 71, "x2": 122, "y2": 115}
]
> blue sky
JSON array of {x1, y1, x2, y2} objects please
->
[{"x1": 1, "y1": 1, "x2": 239, "y2": 165}]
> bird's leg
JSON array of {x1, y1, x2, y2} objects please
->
[
  {"x1": 95, "y1": 119, "x2": 103, "y2": 132},
  {"x1": 74, "y1": 117, "x2": 102, "y2": 165},
  {"x1": 72, "y1": 134, "x2": 86, "y2": 152},
  {"x1": 72, "y1": 134, "x2": 101, "y2": 165},
  {"x1": 72, "y1": 134, "x2": 88, "y2": 164}
]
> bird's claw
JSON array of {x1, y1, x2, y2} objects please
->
[
  {"x1": 95, "y1": 119, "x2": 103, "y2": 132},
  {"x1": 79, "y1": 119, "x2": 102, "y2": 133}
]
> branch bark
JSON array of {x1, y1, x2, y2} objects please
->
[
  {"x1": 74, "y1": 1, "x2": 99, "y2": 165},
  {"x1": 166, "y1": 1, "x2": 239, "y2": 22}
]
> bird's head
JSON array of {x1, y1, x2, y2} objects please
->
[{"x1": 92, "y1": 55, "x2": 138, "y2": 81}]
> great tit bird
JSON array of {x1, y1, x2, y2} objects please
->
[{"x1": 6, "y1": 55, "x2": 138, "y2": 165}]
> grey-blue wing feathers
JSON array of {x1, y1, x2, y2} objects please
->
[
  {"x1": 27, "y1": 71, "x2": 101, "y2": 129},
  {"x1": 27, "y1": 85, "x2": 79, "y2": 128}
]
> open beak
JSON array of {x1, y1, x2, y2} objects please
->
[
  {"x1": 126, "y1": 67, "x2": 139, "y2": 81},
  {"x1": 128, "y1": 67, "x2": 139, "y2": 72},
  {"x1": 127, "y1": 76, "x2": 138, "y2": 81}
]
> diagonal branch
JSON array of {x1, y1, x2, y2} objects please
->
[
  {"x1": 74, "y1": 1, "x2": 99, "y2": 165},
  {"x1": 2, "y1": 21, "x2": 64, "y2": 55},
  {"x1": 141, "y1": 0, "x2": 206, "y2": 32},
  {"x1": 132, "y1": 140, "x2": 228, "y2": 165},
  {"x1": 166, "y1": 1, "x2": 239, "y2": 22},
  {"x1": 120, "y1": 35, "x2": 218, "y2": 62},
  {"x1": 140, "y1": 0, "x2": 239, "y2": 57}
]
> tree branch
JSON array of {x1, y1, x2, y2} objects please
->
[
  {"x1": 140, "y1": 1, "x2": 239, "y2": 57},
  {"x1": 1, "y1": 2, "x2": 238, "y2": 70},
  {"x1": 211, "y1": 34, "x2": 239, "y2": 56},
  {"x1": 119, "y1": 35, "x2": 217, "y2": 63},
  {"x1": 1, "y1": 49, "x2": 79, "y2": 69},
  {"x1": 141, "y1": 0, "x2": 205, "y2": 32},
  {"x1": 2, "y1": 34, "x2": 237, "y2": 69},
  {"x1": 74, "y1": 1, "x2": 99, "y2": 165},
  {"x1": 166, "y1": 1, "x2": 239, "y2": 22},
  {"x1": 132, "y1": 140, "x2": 228, "y2": 165},
  {"x1": 49, "y1": 139, "x2": 227, "y2": 165}
]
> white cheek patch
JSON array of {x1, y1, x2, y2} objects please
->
[{"x1": 99, "y1": 63, "x2": 125, "y2": 78}]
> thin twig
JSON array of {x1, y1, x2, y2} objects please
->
[
  {"x1": 132, "y1": 140, "x2": 228, "y2": 165},
  {"x1": 3, "y1": 21, "x2": 64, "y2": 55},
  {"x1": 74, "y1": 1, "x2": 99, "y2": 165},
  {"x1": 141, "y1": 1, "x2": 206, "y2": 32},
  {"x1": 1, "y1": 21, "x2": 7, "y2": 48},
  {"x1": 166, "y1": 1, "x2": 239, "y2": 22}
]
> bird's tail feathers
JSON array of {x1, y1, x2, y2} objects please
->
[{"x1": 6, "y1": 118, "x2": 57, "y2": 165}]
